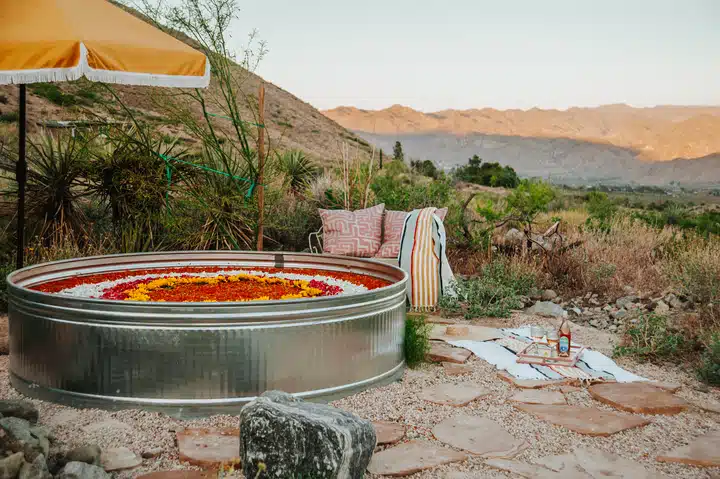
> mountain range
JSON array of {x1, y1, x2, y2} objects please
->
[{"x1": 323, "y1": 104, "x2": 720, "y2": 186}]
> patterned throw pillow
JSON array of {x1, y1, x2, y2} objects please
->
[
  {"x1": 375, "y1": 207, "x2": 448, "y2": 258},
  {"x1": 319, "y1": 204, "x2": 385, "y2": 257}
]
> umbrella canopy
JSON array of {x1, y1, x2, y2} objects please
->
[
  {"x1": 0, "y1": 0, "x2": 210, "y2": 268},
  {"x1": 0, "y1": 0, "x2": 209, "y2": 87}
]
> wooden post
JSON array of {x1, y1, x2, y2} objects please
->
[
  {"x1": 379, "y1": 149, "x2": 383, "y2": 169},
  {"x1": 256, "y1": 83, "x2": 266, "y2": 251}
]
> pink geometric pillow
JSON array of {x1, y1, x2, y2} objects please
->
[
  {"x1": 375, "y1": 207, "x2": 448, "y2": 258},
  {"x1": 319, "y1": 203, "x2": 385, "y2": 257}
]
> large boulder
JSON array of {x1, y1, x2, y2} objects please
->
[
  {"x1": 0, "y1": 452, "x2": 24, "y2": 479},
  {"x1": 55, "y1": 462, "x2": 110, "y2": 479},
  {"x1": 239, "y1": 391, "x2": 375, "y2": 479},
  {"x1": 527, "y1": 301, "x2": 567, "y2": 318},
  {"x1": 0, "y1": 401, "x2": 39, "y2": 424},
  {"x1": 0, "y1": 417, "x2": 49, "y2": 462},
  {"x1": 18, "y1": 454, "x2": 52, "y2": 479},
  {"x1": 64, "y1": 445, "x2": 102, "y2": 466}
]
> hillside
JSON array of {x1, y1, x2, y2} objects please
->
[
  {"x1": 0, "y1": 6, "x2": 370, "y2": 166},
  {"x1": 324, "y1": 105, "x2": 720, "y2": 185}
]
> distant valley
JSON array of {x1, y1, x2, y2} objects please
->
[{"x1": 323, "y1": 105, "x2": 720, "y2": 186}]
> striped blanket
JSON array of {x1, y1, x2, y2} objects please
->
[{"x1": 398, "y1": 207, "x2": 456, "y2": 311}]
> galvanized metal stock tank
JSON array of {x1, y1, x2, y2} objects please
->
[{"x1": 7, "y1": 252, "x2": 408, "y2": 417}]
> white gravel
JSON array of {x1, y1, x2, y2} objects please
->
[
  {"x1": 57, "y1": 269, "x2": 369, "y2": 299},
  {"x1": 0, "y1": 311, "x2": 718, "y2": 478}
]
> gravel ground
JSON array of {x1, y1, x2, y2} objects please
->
[{"x1": 0, "y1": 311, "x2": 718, "y2": 478}]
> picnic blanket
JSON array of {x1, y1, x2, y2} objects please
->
[
  {"x1": 398, "y1": 207, "x2": 456, "y2": 311},
  {"x1": 442, "y1": 324, "x2": 647, "y2": 383}
]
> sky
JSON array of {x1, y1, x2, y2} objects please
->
[{"x1": 224, "y1": 0, "x2": 719, "y2": 111}]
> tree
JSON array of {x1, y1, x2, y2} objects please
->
[
  {"x1": 393, "y1": 141, "x2": 404, "y2": 162},
  {"x1": 410, "y1": 159, "x2": 439, "y2": 179},
  {"x1": 455, "y1": 154, "x2": 519, "y2": 188}
]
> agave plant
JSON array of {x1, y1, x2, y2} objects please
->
[
  {"x1": 0, "y1": 129, "x2": 92, "y2": 241},
  {"x1": 276, "y1": 150, "x2": 317, "y2": 195}
]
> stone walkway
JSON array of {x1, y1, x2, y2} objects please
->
[{"x1": 0, "y1": 312, "x2": 718, "y2": 478}]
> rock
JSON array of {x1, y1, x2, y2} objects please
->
[
  {"x1": 419, "y1": 384, "x2": 490, "y2": 407},
  {"x1": 56, "y1": 462, "x2": 110, "y2": 479},
  {"x1": 694, "y1": 399, "x2": 720, "y2": 414},
  {"x1": 488, "y1": 447, "x2": 665, "y2": 478},
  {"x1": 427, "y1": 342, "x2": 472, "y2": 364},
  {"x1": 652, "y1": 300, "x2": 670, "y2": 315},
  {"x1": 442, "y1": 362, "x2": 473, "y2": 376},
  {"x1": 504, "y1": 228, "x2": 525, "y2": 244},
  {"x1": 608, "y1": 325, "x2": 618, "y2": 332},
  {"x1": 611, "y1": 309, "x2": 627, "y2": 320},
  {"x1": 176, "y1": 428, "x2": 239, "y2": 467},
  {"x1": 0, "y1": 401, "x2": 39, "y2": 424},
  {"x1": 136, "y1": 472, "x2": 215, "y2": 479},
  {"x1": 100, "y1": 447, "x2": 141, "y2": 472},
  {"x1": 432, "y1": 415, "x2": 527, "y2": 458},
  {"x1": 497, "y1": 372, "x2": 568, "y2": 389},
  {"x1": 602, "y1": 304, "x2": 613, "y2": 312},
  {"x1": 367, "y1": 440, "x2": 467, "y2": 476},
  {"x1": 517, "y1": 295, "x2": 533, "y2": 308},
  {"x1": 19, "y1": 454, "x2": 52, "y2": 479},
  {"x1": 141, "y1": 447, "x2": 164, "y2": 459},
  {"x1": 65, "y1": 445, "x2": 102, "y2": 466},
  {"x1": 664, "y1": 293, "x2": 681, "y2": 308},
  {"x1": 0, "y1": 452, "x2": 25, "y2": 479},
  {"x1": 527, "y1": 301, "x2": 566, "y2": 318},
  {"x1": 588, "y1": 382, "x2": 688, "y2": 415},
  {"x1": 513, "y1": 404, "x2": 650, "y2": 436},
  {"x1": 0, "y1": 417, "x2": 48, "y2": 461},
  {"x1": 615, "y1": 295, "x2": 638, "y2": 309},
  {"x1": 372, "y1": 421, "x2": 405, "y2": 446},
  {"x1": 541, "y1": 290, "x2": 558, "y2": 301},
  {"x1": 657, "y1": 430, "x2": 720, "y2": 467},
  {"x1": 509, "y1": 390, "x2": 566, "y2": 406},
  {"x1": 239, "y1": 391, "x2": 375, "y2": 479},
  {"x1": 568, "y1": 307, "x2": 583, "y2": 317},
  {"x1": 528, "y1": 288, "x2": 542, "y2": 301}
]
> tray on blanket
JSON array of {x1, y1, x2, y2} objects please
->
[{"x1": 516, "y1": 342, "x2": 585, "y2": 367}]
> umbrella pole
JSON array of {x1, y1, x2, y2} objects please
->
[{"x1": 16, "y1": 84, "x2": 26, "y2": 270}]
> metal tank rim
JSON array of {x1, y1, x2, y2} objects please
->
[{"x1": 7, "y1": 251, "x2": 409, "y2": 417}]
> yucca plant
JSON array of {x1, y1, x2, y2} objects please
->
[
  {"x1": 0, "y1": 129, "x2": 91, "y2": 242},
  {"x1": 276, "y1": 150, "x2": 317, "y2": 195}
]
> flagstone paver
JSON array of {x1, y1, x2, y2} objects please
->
[
  {"x1": 693, "y1": 399, "x2": 720, "y2": 415},
  {"x1": 442, "y1": 362, "x2": 474, "y2": 376},
  {"x1": 428, "y1": 342, "x2": 472, "y2": 364},
  {"x1": 420, "y1": 383, "x2": 490, "y2": 407},
  {"x1": 487, "y1": 447, "x2": 667, "y2": 478},
  {"x1": 509, "y1": 390, "x2": 566, "y2": 406},
  {"x1": 367, "y1": 440, "x2": 467, "y2": 476},
  {"x1": 648, "y1": 381, "x2": 681, "y2": 392},
  {"x1": 176, "y1": 428, "x2": 241, "y2": 467},
  {"x1": 497, "y1": 371, "x2": 568, "y2": 389},
  {"x1": 373, "y1": 421, "x2": 406, "y2": 445},
  {"x1": 588, "y1": 382, "x2": 688, "y2": 415},
  {"x1": 656, "y1": 430, "x2": 720, "y2": 467},
  {"x1": 101, "y1": 447, "x2": 142, "y2": 472},
  {"x1": 432, "y1": 415, "x2": 528, "y2": 458},
  {"x1": 513, "y1": 404, "x2": 651, "y2": 436}
]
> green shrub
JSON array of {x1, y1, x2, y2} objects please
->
[
  {"x1": 454, "y1": 154, "x2": 519, "y2": 188},
  {"x1": 0, "y1": 262, "x2": 14, "y2": 313},
  {"x1": 371, "y1": 175, "x2": 451, "y2": 211},
  {"x1": 614, "y1": 313, "x2": 691, "y2": 362},
  {"x1": 697, "y1": 334, "x2": 720, "y2": 386},
  {"x1": 439, "y1": 259, "x2": 535, "y2": 318},
  {"x1": 404, "y1": 314, "x2": 431, "y2": 368},
  {"x1": 0, "y1": 112, "x2": 18, "y2": 123},
  {"x1": 30, "y1": 83, "x2": 77, "y2": 106}
]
